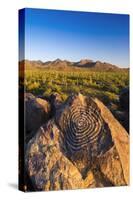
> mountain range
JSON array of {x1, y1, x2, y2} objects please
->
[{"x1": 19, "y1": 59, "x2": 129, "y2": 71}]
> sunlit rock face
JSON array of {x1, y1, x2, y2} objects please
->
[{"x1": 25, "y1": 93, "x2": 129, "y2": 191}]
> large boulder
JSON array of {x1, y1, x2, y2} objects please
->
[
  {"x1": 25, "y1": 93, "x2": 129, "y2": 191},
  {"x1": 94, "y1": 98, "x2": 129, "y2": 185},
  {"x1": 25, "y1": 93, "x2": 51, "y2": 142}
]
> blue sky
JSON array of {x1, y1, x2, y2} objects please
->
[{"x1": 21, "y1": 8, "x2": 129, "y2": 67}]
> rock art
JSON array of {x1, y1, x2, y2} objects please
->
[{"x1": 25, "y1": 93, "x2": 129, "y2": 191}]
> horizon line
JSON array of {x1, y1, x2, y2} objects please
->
[{"x1": 19, "y1": 58, "x2": 129, "y2": 69}]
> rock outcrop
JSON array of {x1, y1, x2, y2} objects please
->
[
  {"x1": 25, "y1": 93, "x2": 51, "y2": 142},
  {"x1": 25, "y1": 93, "x2": 129, "y2": 191}
]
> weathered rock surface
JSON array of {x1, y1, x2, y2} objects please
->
[
  {"x1": 25, "y1": 93, "x2": 129, "y2": 191},
  {"x1": 94, "y1": 99, "x2": 129, "y2": 185},
  {"x1": 25, "y1": 93, "x2": 51, "y2": 142}
]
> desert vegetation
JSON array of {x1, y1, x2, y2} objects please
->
[{"x1": 23, "y1": 68, "x2": 129, "y2": 106}]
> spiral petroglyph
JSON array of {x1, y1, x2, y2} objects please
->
[
  {"x1": 25, "y1": 93, "x2": 129, "y2": 191},
  {"x1": 55, "y1": 93, "x2": 109, "y2": 154}
]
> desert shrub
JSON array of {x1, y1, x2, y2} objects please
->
[
  {"x1": 104, "y1": 91, "x2": 118, "y2": 102},
  {"x1": 61, "y1": 93, "x2": 68, "y2": 101},
  {"x1": 44, "y1": 88, "x2": 52, "y2": 96},
  {"x1": 27, "y1": 81, "x2": 40, "y2": 91}
]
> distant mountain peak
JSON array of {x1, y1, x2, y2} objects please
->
[
  {"x1": 54, "y1": 58, "x2": 62, "y2": 63},
  {"x1": 79, "y1": 59, "x2": 93, "y2": 64},
  {"x1": 20, "y1": 58, "x2": 128, "y2": 72}
]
